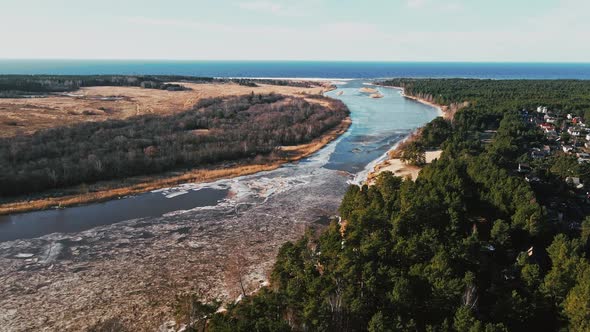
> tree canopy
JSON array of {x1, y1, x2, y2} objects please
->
[
  {"x1": 194, "y1": 79, "x2": 590, "y2": 332},
  {"x1": 0, "y1": 94, "x2": 348, "y2": 197}
]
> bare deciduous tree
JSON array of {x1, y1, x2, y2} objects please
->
[{"x1": 225, "y1": 246, "x2": 249, "y2": 298}]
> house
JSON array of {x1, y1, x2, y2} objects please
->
[
  {"x1": 543, "y1": 145, "x2": 552, "y2": 155},
  {"x1": 545, "y1": 130, "x2": 558, "y2": 139},
  {"x1": 577, "y1": 152, "x2": 590, "y2": 163},
  {"x1": 585, "y1": 133, "x2": 590, "y2": 141},
  {"x1": 518, "y1": 163, "x2": 531, "y2": 173},
  {"x1": 545, "y1": 114, "x2": 557, "y2": 124},
  {"x1": 585, "y1": 142, "x2": 590, "y2": 149},
  {"x1": 571, "y1": 130, "x2": 582, "y2": 137},
  {"x1": 573, "y1": 117, "x2": 584, "y2": 125},
  {"x1": 537, "y1": 106, "x2": 548, "y2": 114},
  {"x1": 544, "y1": 128, "x2": 557, "y2": 134},
  {"x1": 567, "y1": 113, "x2": 573, "y2": 120},
  {"x1": 562, "y1": 145, "x2": 574, "y2": 153},
  {"x1": 525, "y1": 175, "x2": 541, "y2": 183},
  {"x1": 531, "y1": 149, "x2": 546, "y2": 159},
  {"x1": 566, "y1": 177, "x2": 584, "y2": 189},
  {"x1": 540, "y1": 123, "x2": 555, "y2": 131},
  {"x1": 567, "y1": 127, "x2": 583, "y2": 136}
]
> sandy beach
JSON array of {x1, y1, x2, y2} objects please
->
[
  {"x1": 359, "y1": 87, "x2": 379, "y2": 94},
  {"x1": 367, "y1": 150, "x2": 442, "y2": 183},
  {"x1": 364, "y1": 83, "x2": 455, "y2": 184}
]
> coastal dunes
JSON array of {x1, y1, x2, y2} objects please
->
[
  {"x1": 0, "y1": 81, "x2": 331, "y2": 138},
  {"x1": 367, "y1": 149, "x2": 442, "y2": 183}
]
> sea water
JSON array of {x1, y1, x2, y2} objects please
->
[{"x1": 1, "y1": 60, "x2": 590, "y2": 79}]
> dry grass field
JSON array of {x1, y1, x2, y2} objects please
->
[
  {"x1": 0, "y1": 82, "x2": 329, "y2": 137},
  {"x1": 0, "y1": 82, "x2": 348, "y2": 214}
]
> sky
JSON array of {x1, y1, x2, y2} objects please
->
[{"x1": 1, "y1": 0, "x2": 589, "y2": 62}]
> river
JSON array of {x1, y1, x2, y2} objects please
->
[{"x1": 0, "y1": 80, "x2": 439, "y2": 331}]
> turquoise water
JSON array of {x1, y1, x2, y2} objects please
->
[
  {"x1": 1, "y1": 60, "x2": 590, "y2": 79},
  {"x1": 324, "y1": 80, "x2": 436, "y2": 173}
]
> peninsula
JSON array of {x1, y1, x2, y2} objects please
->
[{"x1": 0, "y1": 76, "x2": 350, "y2": 214}]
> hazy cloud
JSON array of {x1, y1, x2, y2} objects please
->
[
  {"x1": 406, "y1": 0, "x2": 426, "y2": 8},
  {"x1": 2, "y1": 0, "x2": 589, "y2": 62},
  {"x1": 236, "y1": 1, "x2": 305, "y2": 16},
  {"x1": 440, "y1": 2, "x2": 464, "y2": 12},
  {"x1": 406, "y1": 0, "x2": 463, "y2": 12}
]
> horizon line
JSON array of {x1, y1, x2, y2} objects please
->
[{"x1": 1, "y1": 58, "x2": 590, "y2": 64}]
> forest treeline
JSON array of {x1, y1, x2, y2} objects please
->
[
  {"x1": 378, "y1": 79, "x2": 590, "y2": 131},
  {"x1": 188, "y1": 79, "x2": 590, "y2": 332},
  {"x1": 0, "y1": 75, "x2": 205, "y2": 96},
  {"x1": 0, "y1": 75, "x2": 325, "y2": 97},
  {"x1": 0, "y1": 94, "x2": 348, "y2": 197}
]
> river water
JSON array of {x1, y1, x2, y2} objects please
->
[
  {"x1": 0, "y1": 80, "x2": 440, "y2": 331},
  {"x1": 0, "y1": 80, "x2": 438, "y2": 242}
]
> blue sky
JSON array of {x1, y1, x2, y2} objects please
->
[{"x1": 1, "y1": 0, "x2": 588, "y2": 61}]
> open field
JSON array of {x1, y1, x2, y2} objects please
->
[{"x1": 0, "y1": 82, "x2": 329, "y2": 137}]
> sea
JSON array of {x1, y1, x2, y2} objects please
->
[{"x1": 1, "y1": 60, "x2": 590, "y2": 79}]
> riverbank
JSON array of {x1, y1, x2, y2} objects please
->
[
  {"x1": 391, "y1": 85, "x2": 447, "y2": 118},
  {"x1": 365, "y1": 85, "x2": 452, "y2": 184},
  {"x1": 0, "y1": 116, "x2": 351, "y2": 216}
]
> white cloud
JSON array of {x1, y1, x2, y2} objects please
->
[
  {"x1": 123, "y1": 16, "x2": 294, "y2": 35},
  {"x1": 239, "y1": 1, "x2": 282, "y2": 13},
  {"x1": 406, "y1": 0, "x2": 426, "y2": 8},
  {"x1": 406, "y1": 0, "x2": 463, "y2": 12},
  {"x1": 236, "y1": 1, "x2": 305, "y2": 17},
  {"x1": 2, "y1": 0, "x2": 590, "y2": 62},
  {"x1": 440, "y1": 2, "x2": 464, "y2": 12}
]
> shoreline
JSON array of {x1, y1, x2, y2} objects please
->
[
  {"x1": 364, "y1": 85, "x2": 450, "y2": 184},
  {"x1": 0, "y1": 116, "x2": 351, "y2": 216},
  {"x1": 371, "y1": 84, "x2": 447, "y2": 118}
]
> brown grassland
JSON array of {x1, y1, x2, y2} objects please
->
[
  {"x1": 0, "y1": 82, "x2": 329, "y2": 137},
  {"x1": 0, "y1": 83, "x2": 349, "y2": 215}
]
